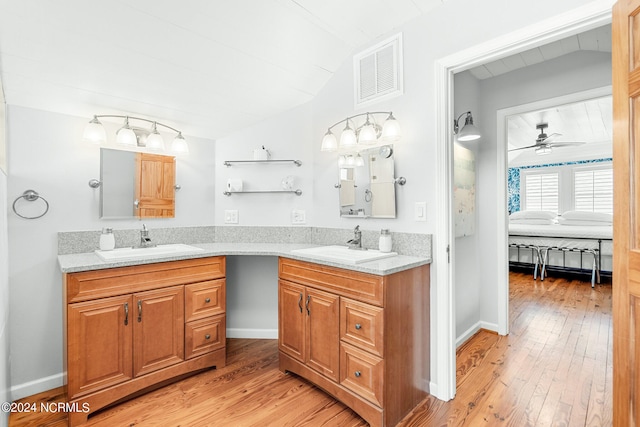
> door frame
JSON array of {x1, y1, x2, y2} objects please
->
[{"x1": 432, "y1": 1, "x2": 613, "y2": 401}]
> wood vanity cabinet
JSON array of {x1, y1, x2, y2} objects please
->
[
  {"x1": 63, "y1": 257, "x2": 226, "y2": 426},
  {"x1": 278, "y1": 257, "x2": 430, "y2": 427}
]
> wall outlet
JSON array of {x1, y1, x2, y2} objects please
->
[
  {"x1": 224, "y1": 209, "x2": 239, "y2": 224},
  {"x1": 415, "y1": 202, "x2": 427, "y2": 222},
  {"x1": 291, "y1": 209, "x2": 306, "y2": 224}
]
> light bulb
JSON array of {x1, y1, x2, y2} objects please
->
[
  {"x1": 146, "y1": 122, "x2": 165, "y2": 151},
  {"x1": 170, "y1": 132, "x2": 189, "y2": 155},
  {"x1": 340, "y1": 121, "x2": 357, "y2": 148},
  {"x1": 321, "y1": 130, "x2": 337, "y2": 152},
  {"x1": 381, "y1": 112, "x2": 402, "y2": 142},
  {"x1": 358, "y1": 115, "x2": 377, "y2": 144},
  {"x1": 83, "y1": 116, "x2": 107, "y2": 145},
  {"x1": 116, "y1": 117, "x2": 137, "y2": 146}
]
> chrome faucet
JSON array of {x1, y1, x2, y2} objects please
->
[
  {"x1": 140, "y1": 224, "x2": 156, "y2": 248},
  {"x1": 347, "y1": 225, "x2": 364, "y2": 250}
]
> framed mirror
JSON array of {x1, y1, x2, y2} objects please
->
[
  {"x1": 338, "y1": 145, "x2": 396, "y2": 218},
  {"x1": 100, "y1": 148, "x2": 176, "y2": 219}
]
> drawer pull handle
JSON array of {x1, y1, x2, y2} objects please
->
[
  {"x1": 137, "y1": 300, "x2": 142, "y2": 322},
  {"x1": 205, "y1": 334, "x2": 211, "y2": 340},
  {"x1": 124, "y1": 302, "x2": 129, "y2": 326},
  {"x1": 354, "y1": 371, "x2": 362, "y2": 378},
  {"x1": 306, "y1": 295, "x2": 311, "y2": 315},
  {"x1": 355, "y1": 323, "x2": 362, "y2": 330},
  {"x1": 298, "y1": 293, "x2": 303, "y2": 313},
  {"x1": 205, "y1": 298, "x2": 211, "y2": 303}
]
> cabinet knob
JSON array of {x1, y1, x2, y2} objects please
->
[
  {"x1": 354, "y1": 371, "x2": 361, "y2": 378},
  {"x1": 205, "y1": 334, "x2": 211, "y2": 340},
  {"x1": 205, "y1": 298, "x2": 211, "y2": 303},
  {"x1": 355, "y1": 323, "x2": 362, "y2": 330}
]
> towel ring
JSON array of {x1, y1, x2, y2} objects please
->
[{"x1": 12, "y1": 190, "x2": 50, "y2": 219}]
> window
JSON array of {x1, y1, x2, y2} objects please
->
[
  {"x1": 574, "y1": 168, "x2": 613, "y2": 214},
  {"x1": 524, "y1": 172, "x2": 559, "y2": 212}
]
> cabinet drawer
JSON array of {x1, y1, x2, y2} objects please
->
[
  {"x1": 66, "y1": 257, "x2": 226, "y2": 303},
  {"x1": 185, "y1": 315, "x2": 226, "y2": 359},
  {"x1": 340, "y1": 342, "x2": 384, "y2": 407},
  {"x1": 340, "y1": 298, "x2": 383, "y2": 357},
  {"x1": 279, "y1": 258, "x2": 384, "y2": 306},
  {"x1": 185, "y1": 280, "x2": 226, "y2": 322}
]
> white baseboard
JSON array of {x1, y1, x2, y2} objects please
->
[
  {"x1": 226, "y1": 328, "x2": 278, "y2": 339},
  {"x1": 10, "y1": 372, "x2": 63, "y2": 401},
  {"x1": 10, "y1": 331, "x2": 277, "y2": 401},
  {"x1": 456, "y1": 321, "x2": 499, "y2": 348}
]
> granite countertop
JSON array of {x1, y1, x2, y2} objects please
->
[{"x1": 58, "y1": 242, "x2": 431, "y2": 276}]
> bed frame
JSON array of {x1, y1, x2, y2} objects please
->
[{"x1": 509, "y1": 234, "x2": 611, "y2": 287}]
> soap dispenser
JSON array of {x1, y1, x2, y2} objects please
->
[
  {"x1": 99, "y1": 228, "x2": 115, "y2": 251},
  {"x1": 379, "y1": 229, "x2": 392, "y2": 253}
]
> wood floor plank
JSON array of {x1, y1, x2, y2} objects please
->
[{"x1": 9, "y1": 272, "x2": 612, "y2": 427}]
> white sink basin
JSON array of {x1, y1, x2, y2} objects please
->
[
  {"x1": 95, "y1": 244, "x2": 204, "y2": 261},
  {"x1": 291, "y1": 245, "x2": 397, "y2": 264}
]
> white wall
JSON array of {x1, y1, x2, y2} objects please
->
[
  {"x1": 453, "y1": 72, "x2": 482, "y2": 344},
  {"x1": 215, "y1": 103, "x2": 314, "y2": 225},
  {"x1": 6, "y1": 106, "x2": 216, "y2": 399}
]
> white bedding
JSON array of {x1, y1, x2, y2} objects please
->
[
  {"x1": 508, "y1": 223, "x2": 613, "y2": 271},
  {"x1": 508, "y1": 223, "x2": 612, "y2": 239}
]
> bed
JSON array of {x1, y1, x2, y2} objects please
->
[{"x1": 508, "y1": 211, "x2": 613, "y2": 287}]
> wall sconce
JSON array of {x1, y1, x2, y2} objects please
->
[
  {"x1": 83, "y1": 115, "x2": 189, "y2": 155},
  {"x1": 321, "y1": 111, "x2": 401, "y2": 152},
  {"x1": 453, "y1": 111, "x2": 481, "y2": 142}
]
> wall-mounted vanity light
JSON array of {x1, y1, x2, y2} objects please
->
[
  {"x1": 321, "y1": 111, "x2": 401, "y2": 152},
  {"x1": 83, "y1": 115, "x2": 189, "y2": 155},
  {"x1": 453, "y1": 111, "x2": 481, "y2": 142}
]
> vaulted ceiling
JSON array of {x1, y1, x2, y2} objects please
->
[
  {"x1": 507, "y1": 94, "x2": 612, "y2": 167},
  {"x1": 0, "y1": 0, "x2": 445, "y2": 139}
]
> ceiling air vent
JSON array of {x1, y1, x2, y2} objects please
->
[{"x1": 354, "y1": 33, "x2": 403, "y2": 107}]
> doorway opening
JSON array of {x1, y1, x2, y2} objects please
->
[{"x1": 433, "y1": 4, "x2": 612, "y2": 401}]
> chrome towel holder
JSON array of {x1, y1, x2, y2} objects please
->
[{"x1": 12, "y1": 190, "x2": 50, "y2": 219}]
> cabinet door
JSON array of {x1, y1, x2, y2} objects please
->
[
  {"x1": 67, "y1": 295, "x2": 133, "y2": 399},
  {"x1": 306, "y1": 288, "x2": 340, "y2": 382},
  {"x1": 278, "y1": 280, "x2": 305, "y2": 362},
  {"x1": 133, "y1": 286, "x2": 184, "y2": 377}
]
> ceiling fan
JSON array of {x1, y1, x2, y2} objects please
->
[{"x1": 509, "y1": 123, "x2": 586, "y2": 155}]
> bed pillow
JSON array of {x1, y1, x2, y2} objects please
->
[
  {"x1": 509, "y1": 210, "x2": 557, "y2": 221},
  {"x1": 509, "y1": 218, "x2": 555, "y2": 225},
  {"x1": 558, "y1": 218, "x2": 613, "y2": 226},
  {"x1": 561, "y1": 211, "x2": 613, "y2": 223}
]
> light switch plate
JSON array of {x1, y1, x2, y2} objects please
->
[
  {"x1": 224, "y1": 209, "x2": 239, "y2": 224},
  {"x1": 415, "y1": 202, "x2": 427, "y2": 222},
  {"x1": 291, "y1": 209, "x2": 306, "y2": 224}
]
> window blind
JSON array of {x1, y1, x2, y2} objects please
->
[
  {"x1": 525, "y1": 173, "x2": 558, "y2": 212},
  {"x1": 574, "y1": 168, "x2": 613, "y2": 214}
]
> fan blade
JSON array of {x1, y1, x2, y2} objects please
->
[
  {"x1": 541, "y1": 132, "x2": 562, "y2": 143},
  {"x1": 547, "y1": 141, "x2": 586, "y2": 147},
  {"x1": 508, "y1": 144, "x2": 539, "y2": 152}
]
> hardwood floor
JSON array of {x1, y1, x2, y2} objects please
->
[{"x1": 9, "y1": 271, "x2": 612, "y2": 426}]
